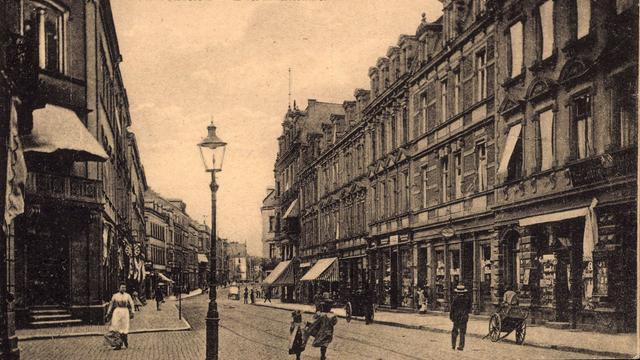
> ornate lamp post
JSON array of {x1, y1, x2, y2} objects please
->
[{"x1": 198, "y1": 122, "x2": 226, "y2": 360}]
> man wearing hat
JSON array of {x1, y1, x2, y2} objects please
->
[{"x1": 449, "y1": 283, "x2": 471, "y2": 351}]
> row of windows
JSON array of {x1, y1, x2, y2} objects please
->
[
  {"x1": 370, "y1": 108, "x2": 409, "y2": 162},
  {"x1": 305, "y1": 199, "x2": 367, "y2": 246},
  {"x1": 372, "y1": 170, "x2": 410, "y2": 221},
  {"x1": 148, "y1": 222, "x2": 166, "y2": 241},
  {"x1": 150, "y1": 245, "x2": 165, "y2": 265}
]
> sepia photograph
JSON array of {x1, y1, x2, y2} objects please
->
[{"x1": 0, "y1": 0, "x2": 638, "y2": 359}]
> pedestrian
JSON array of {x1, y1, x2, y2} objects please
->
[
  {"x1": 363, "y1": 286, "x2": 374, "y2": 325},
  {"x1": 250, "y1": 289, "x2": 255, "y2": 304},
  {"x1": 104, "y1": 283, "x2": 135, "y2": 350},
  {"x1": 313, "y1": 290, "x2": 323, "y2": 313},
  {"x1": 418, "y1": 287, "x2": 428, "y2": 314},
  {"x1": 450, "y1": 283, "x2": 471, "y2": 351},
  {"x1": 264, "y1": 287, "x2": 272, "y2": 303},
  {"x1": 288, "y1": 310, "x2": 306, "y2": 360},
  {"x1": 132, "y1": 291, "x2": 143, "y2": 312},
  {"x1": 154, "y1": 285, "x2": 164, "y2": 311},
  {"x1": 244, "y1": 287, "x2": 249, "y2": 304},
  {"x1": 305, "y1": 294, "x2": 338, "y2": 360}
]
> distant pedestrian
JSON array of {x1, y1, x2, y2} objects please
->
[
  {"x1": 288, "y1": 310, "x2": 306, "y2": 360},
  {"x1": 264, "y1": 288, "x2": 272, "y2": 303},
  {"x1": 450, "y1": 283, "x2": 471, "y2": 351},
  {"x1": 306, "y1": 294, "x2": 337, "y2": 360},
  {"x1": 132, "y1": 291, "x2": 143, "y2": 312},
  {"x1": 250, "y1": 289, "x2": 255, "y2": 304},
  {"x1": 313, "y1": 290, "x2": 323, "y2": 313},
  {"x1": 104, "y1": 283, "x2": 135, "y2": 350},
  {"x1": 154, "y1": 286, "x2": 164, "y2": 311},
  {"x1": 244, "y1": 287, "x2": 249, "y2": 304}
]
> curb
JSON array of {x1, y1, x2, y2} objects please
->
[
  {"x1": 254, "y1": 303, "x2": 636, "y2": 359},
  {"x1": 19, "y1": 304, "x2": 193, "y2": 342}
]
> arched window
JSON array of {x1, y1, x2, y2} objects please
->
[{"x1": 24, "y1": 0, "x2": 67, "y2": 73}]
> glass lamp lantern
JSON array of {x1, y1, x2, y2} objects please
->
[{"x1": 198, "y1": 122, "x2": 227, "y2": 172}]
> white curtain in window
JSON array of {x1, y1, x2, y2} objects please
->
[
  {"x1": 540, "y1": 0, "x2": 554, "y2": 59},
  {"x1": 540, "y1": 110, "x2": 554, "y2": 170},
  {"x1": 577, "y1": 118, "x2": 587, "y2": 158},
  {"x1": 510, "y1": 22, "x2": 524, "y2": 77},
  {"x1": 577, "y1": 0, "x2": 591, "y2": 39}
]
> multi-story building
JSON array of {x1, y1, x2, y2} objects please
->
[
  {"x1": 196, "y1": 222, "x2": 211, "y2": 289},
  {"x1": 9, "y1": 0, "x2": 146, "y2": 326},
  {"x1": 227, "y1": 241, "x2": 248, "y2": 282},
  {"x1": 216, "y1": 237, "x2": 229, "y2": 285},
  {"x1": 365, "y1": 34, "x2": 419, "y2": 310},
  {"x1": 127, "y1": 132, "x2": 148, "y2": 296},
  {"x1": 260, "y1": 187, "x2": 278, "y2": 260},
  {"x1": 298, "y1": 91, "x2": 370, "y2": 303},
  {"x1": 144, "y1": 189, "x2": 173, "y2": 294},
  {"x1": 492, "y1": 0, "x2": 637, "y2": 331}
]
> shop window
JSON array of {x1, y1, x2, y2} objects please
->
[
  {"x1": 481, "y1": 244, "x2": 492, "y2": 296},
  {"x1": 441, "y1": 156, "x2": 450, "y2": 202},
  {"x1": 573, "y1": 93, "x2": 593, "y2": 159},
  {"x1": 508, "y1": 21, "x2": 524, "y2": 78},
  {"x1": 435, "y1": 250, "x2": 446, "y2": 307},
  {"x1": 454, "y1": 152, "x2": 462, "y2": 199},
  {"x1": 537, "y1": 109, "x2": 555, "y2": 171},
  {"x1": 576, "y1": 0, "x2": 591, "y2": 39},
  {"x1": 476, "y1": 143, "x2": 488, "y2": 191},
  {"x1": 450, "y1": 249, "x2": 461, "y2": 287},
  {"x1": 537, "y1": 0, "x2": 555, "y2": 60},
  {"x1": 507, "y1": 133, "x2": 523, "y2": 182},
  {"x1": 613, "y1": 76, "x2": 638, "y2": 148},
  {"x1": 475, "y1": 51, "x2": 487, "y2": 102},
  {"x1": 400, "y1": 249, "x2": 414, "y2": 308}
]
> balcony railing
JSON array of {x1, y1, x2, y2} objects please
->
[
  {"x1": 26, "y1": 172, "x2": 103, "y2": 205},
  {"x1": 567, "y1": 147, "x2": 637, "y2": 187}
]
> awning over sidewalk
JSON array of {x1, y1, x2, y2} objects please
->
[
  {"x1": 518, "y1": 207, "x2": 589, "y2": 227},
  {"x1": 300, "y1": 257, "x2": 338, "y2": 282},
  {"x1": 262, "y1": 260, "x2": 296, "y2": 286},
  {"x1": 283, "y1": 199, "x2": 299, "y2": 219},
  {"x1": 158, "y1": 272, "x2": 174, "y2": 283},
  {"x1": 22, "y1": 104, "x2": 109, "y2": 162},
  {"x1": 197, "y1": 254, "x2": 209, "y2": 263},
  {"x1": 496, "y1": 123, "x2": 522, "y2": 178}
]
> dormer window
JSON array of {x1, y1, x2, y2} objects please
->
[{"x1": 25, "y1": 0, "x2": 67, "y2": 74}]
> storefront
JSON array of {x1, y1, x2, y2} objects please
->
[{"x1": 370, "y1": 234, "x2": 414, "y2": 309}]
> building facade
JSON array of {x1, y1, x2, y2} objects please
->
[{"x1": 260, "y1": 187, "x2": 278, "y2": 260}]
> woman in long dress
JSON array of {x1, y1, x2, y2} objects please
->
[{"x1": 105, "y1": 283, "x2": 135, "y2": 350}]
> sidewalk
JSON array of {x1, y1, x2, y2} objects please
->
[
  {"x1": 167, "y1": 288, "x2": 203, "y2": 301},
  {"x1": 18, "y1": 300, "x2": 191, "y2": 341},
  {"x1": 254, "y1": 300, "x2": 638, "y2": 359}
]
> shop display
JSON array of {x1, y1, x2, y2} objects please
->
[
  {"x1": 382, "y1": 253, "x2": 392, "y2": 306},
  {"x1": 400, "y1": 249, "x2": 413, "y2": 308},
  {"x1": 540, "y1": 254, "x2": 556, "y2": 306}
]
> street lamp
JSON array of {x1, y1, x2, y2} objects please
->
[{"x1": 198, "y1": 121, "x2": 227, "y2": 360}]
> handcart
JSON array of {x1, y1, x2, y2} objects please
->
[{"x1": 485, "y1": 304, "x2": 529, "y2": 345}]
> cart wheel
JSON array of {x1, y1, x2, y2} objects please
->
[
  {"x1": 488, "y1": 314, "x2": 501, "y2": 342},
  {"x1": 516, "y1": 321, "x2": 526, "y2": 345},
  {"x1": 345, "y1": 301, "x2": 352, "y2": 323}
]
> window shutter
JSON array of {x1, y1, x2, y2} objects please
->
[{"x1": 427, "y1": 103, "x2": 437, "y2": 131}]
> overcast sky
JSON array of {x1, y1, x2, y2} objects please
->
[{"x1": 111, "y1": 0, "x2": 442, "y2": 256}]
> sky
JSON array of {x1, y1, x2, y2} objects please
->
[{"x1": 110, "y1": 0, "x2": 443, "y2": 256}]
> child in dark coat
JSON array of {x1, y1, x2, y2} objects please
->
[
  {"x1": 288, "y1": 310, "x2": 306, "y2": 359},
  {"x1": 306, "y1": 297, "x2": 338, "y2": 360}
]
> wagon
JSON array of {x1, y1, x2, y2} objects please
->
[
  {"x1": 486, "y1": 304, "x2": 529, "y2": 345},
  {"x1": 344, "y1": 289, "x2": 374, "y2": 324}
]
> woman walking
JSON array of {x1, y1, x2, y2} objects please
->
[{"x1": 105, "y1": 283, "x2": 135, "y2": 350}]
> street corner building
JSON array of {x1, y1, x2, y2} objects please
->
[
  {"x1": 264, "y1": 0, "x2": 638, "y2": 333},
  {"x1": 0, "y1": 0, "x2": 153, "y2": 329}
]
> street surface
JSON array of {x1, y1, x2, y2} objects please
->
[{"x1": 20, "y1": 289, "x2": 604, "y2": 359}]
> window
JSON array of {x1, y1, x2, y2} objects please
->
[
  {"x1": 373, "y1": 185, "x2": 378, "y2": 220},
  {"x1": 576, "y1": 0, "x2": 591, "y2": 39},
  {"x1": 391, "y1": 177, "x2": 398, "y2": 214},
  {"x1": 538, "y1": 109, "x2": 555, "y2": 171},
  {"x1": 25, "y1": 1, "x2": 66, "y2": 73},
  {"x1": 454, "y1": 152, "x2": 462, "y2": 199},
  {"x1": 453, "y1": 71, "x2": 461, "y2": 114},
  {"x1": 573, "y1": 94, "x2": 593, "y2": 159},
  {"x1": 403, "y1": 170, "x2": 410, "y2": 211},
  {"x1": 391, "y1": 115, "x2": 397, "y2": 150},
  {"x1": 371, "y1": 129, "x2": 377, "y2": 161},
  {"x1": 476, "y1": 51, "x2": 487, "y2": 101},
  {"x1": 507, "y1": 133, "x2": 524, "y2": 181},
  {"x1": 380, "y1": 121, "x2": 386, "y2": 155},
  {"x1": 538, "y1": 0, "x2": 554, "y2": 60},
  {"x1": 614, "y1": 78, "x2": 638, "y2": 148},
  {"x1": 617, "y1": 0, "x2": 635, "y2": 14},
  {"x1": 441, "y1": 156, "x2": 449, "y2": 202},
  {"x1": 420, "y1": 93, "x2": 428, "y2": 133},
  {"x1": 476, "y1": 143, "x2": 488, "y2": 192},
  {"x1": 382, "y1": 182, "x2": 388, "y2": 217},
  {"x1": 422, "y1": 167, "x2": 428, "y2": 208},
  {"x1": 402, "y1": 108, "x2": 409, "y2": 144},
  {"x1": 269, "y1": 216, "x2": 277, "y2": 232},
  {"x1": 441, "y1": 80, "x2": 448, "y2": 123},
  {"x1": 508, "y1": 21, "x2": 524, "y2": 78}
]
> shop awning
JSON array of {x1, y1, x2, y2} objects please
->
[
  {"x1": 197, "y1": 254, "x2": 209, "y2": 263},
  {"x1": 262, "y1": 260, "x2": 296, "y2": 286},
  {"x1": 496, "y1": 123, "x2": 522, "y2": 178},
  {"x1": 22, "y1": 104, "x2": 109, "y2": 162},
  {"x1": 158, "y1": 272, "x2": 174, "y2": 283},
  {"x1": 300, "y1": 258, "x2": 339, "y2": 282},
  {"x1": 283, "y1": 199, "x2": 299, "y2": 219},
  {"x1": 518, "y1": 207, "x2": 589, "y2": 227}
]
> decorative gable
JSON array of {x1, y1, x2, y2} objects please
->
[
  {"x1": 558, "y1": 58, "x2": 592, "y2": 89},
  {"x1": 526, "y1": 77, "x2": 558, "y2": 104},
  {"x1": 498, "y1": 93, "x2": 524, "y2": 117}
]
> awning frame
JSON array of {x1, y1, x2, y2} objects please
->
[
  {"x1": 300, "y1": 257, "x2": 339, "y2": 282},
  {"x1": 497, "y1": 123, "x2": 522, "y2": 178}
]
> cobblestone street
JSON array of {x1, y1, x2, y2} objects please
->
[{"x1": 19, "y1": 292, "x2": 610, "y2": 359}]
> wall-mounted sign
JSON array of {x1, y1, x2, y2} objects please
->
[
  {"x1": 441, "y1": 227, "x2": 455, "y2": 238},
  {"x1": 390, "y1": 235, "x2": 399, "y2": 245},
  {"x1": 399, "y1": 234, "x2": 409, "y2": 242}
]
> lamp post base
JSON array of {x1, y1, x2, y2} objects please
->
[
  {"x1": 205, "y1": 301, "x2": 219, "y2": 360},
  {"x1": 0, "y1": 335, "x2": 20, "y2": 360}
]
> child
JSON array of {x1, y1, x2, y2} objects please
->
[
  {"x1": 132, "y1": 291, "x2": 143, "y2": 312},
  {"x1": 288, "y1": 310, "x2": 306, "y2": 360},
  {"x1": 306, "y1": 295, "x2": 338, "y2": 360}
]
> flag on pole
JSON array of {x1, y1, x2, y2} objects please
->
[{"x1": 4, "y1": 97, "x2": 26, "y2": 227}]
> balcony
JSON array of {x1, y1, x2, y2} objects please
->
[
  {"x1": 25, "y1": 172, "x2": 103, "y2": 206},
  {"x1": 567, "y1": 147, "x2": 637, "y2": 187}
]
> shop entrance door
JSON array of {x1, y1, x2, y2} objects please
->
[
  {"x1": 554, "y1": 250, "x2": 570, "y2": 322},
  {"x1": 390, "y1": 250, "x2": 398, "y2": 308},
  {"x1": 462, "y1": 242, "x2": 474, "y2": 290},
  {"x1": 27, "y1": 219, "x2": 70, "y2": 306}
]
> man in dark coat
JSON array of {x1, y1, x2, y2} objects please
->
[
  {"x1": 154, "y1": 285, "x2": 164, "y2": 311},
  {"x1": 244, "y1": 287, "x2": 249, "y2": 304},
  {"x1": 449, "y1": 283, "x2": 471, "y2": 351}
]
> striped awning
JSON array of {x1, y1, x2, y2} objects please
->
[
  {"x1": 300, "y1": 258, "x2": 338, "y2": 282},
  {"x1": 158, "y1": 272, "x2": 174, "y2": 283},
  {"x1": 197, "y1": 254, "x2": 209, "y2": 263},
  {"x1": 262, "y1": 260, "x2": 296, "y2": 286}
]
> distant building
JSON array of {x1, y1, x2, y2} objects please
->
[{"x1": 261, "y1": 187, "x2": 278, "y2": 260}]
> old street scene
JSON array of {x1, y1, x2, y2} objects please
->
[{"x1": 0, "y1": 0, "x2": 637, "y2": 359}]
